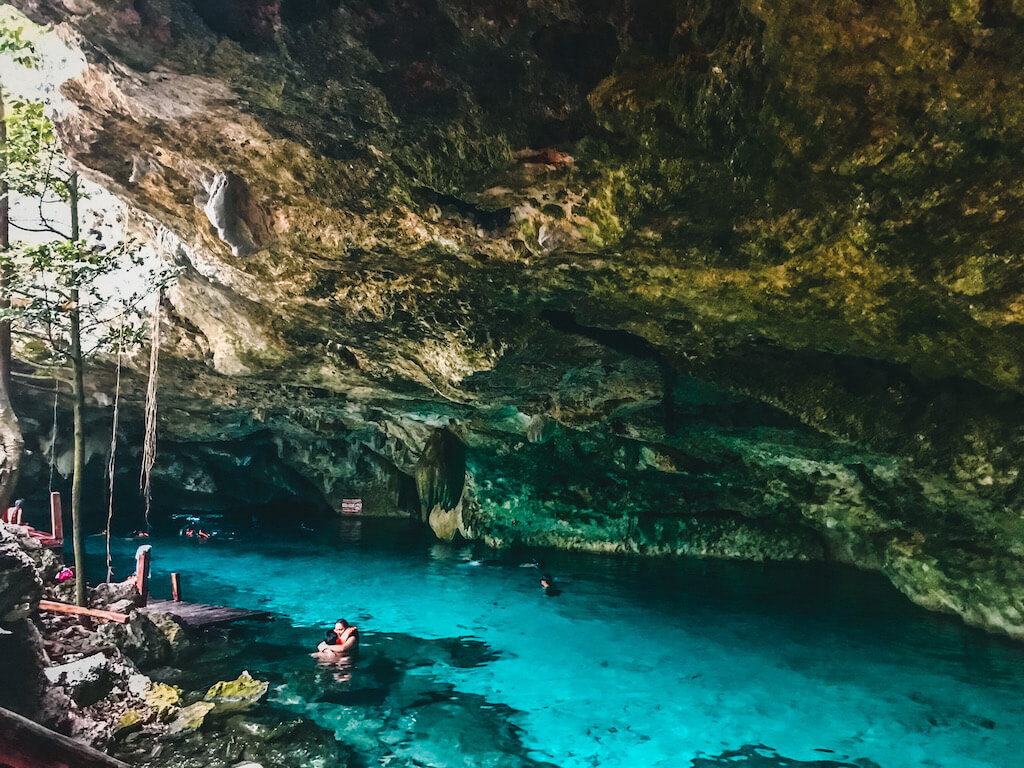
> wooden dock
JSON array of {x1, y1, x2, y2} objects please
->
[
  {"x1": 134, "y1": 549, "x2": 269, "y2": 628},
  {"x1": 35, "y1": 532, "x2": 269, "y2": 630},
  {"x1": 141, "y1": 599, "x2": 270, "y2": 628}
]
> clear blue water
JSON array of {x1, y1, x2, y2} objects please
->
[{"x1": 88, "y1": 520, "x2": 1024, "y2": 768}]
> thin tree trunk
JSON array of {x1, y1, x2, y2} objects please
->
[
  {"x1": 68, "y1": 171, "x2": 86, "y2": 607},
  {"x1": 0, "y1": 86, "x2": 23, "y2": 512}
]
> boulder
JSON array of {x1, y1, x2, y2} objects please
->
[
  {"x1": 168, "y1": 701, "x2": 215, "y2": 734},
  {"x1": 0, "y1": 525, "x2": 42, "y2": 622},
  {"x1": 114, "y1": 709, "x2": 146, "y2": 739},
  {"x1": 91, "y1": 579, "x2": 140, "y2": 610},
  {"x1": 147, "y1": 611, "x2": 193, "y2": 661},
  {"x1": 91, "y1": 611, "x2": 171, "y2": 667},
  {"x1": 144, "y1": 681, "x2": 182, "y2": 718},
  {"x1": 43, "y1": 652, "x2": 114, "y2": 707},
  {"x1": 204, "y1": 670, "x2": 269, "y2": 715}
]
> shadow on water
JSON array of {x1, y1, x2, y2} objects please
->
[{"x1": 690, "y1": 746, "x2": 881, "y2": 767}]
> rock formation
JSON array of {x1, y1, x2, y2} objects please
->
[{"x1": 7, "y1": 0, "x2": 1024, "y2": 639}]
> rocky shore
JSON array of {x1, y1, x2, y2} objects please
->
[{"x1": 0, "y1": 522, "x2": 344, "y2": 767}]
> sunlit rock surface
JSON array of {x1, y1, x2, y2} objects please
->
[{"x1": 9, "y1": 0, "x2": 1024, "y2": 638}]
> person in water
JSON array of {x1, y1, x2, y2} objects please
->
[
  {"x1": 316, "y1": 618, "x2": 359, "y2": 657},
  {"x1": 541, "y1": 573, "x2": 561, "y2": 596}
]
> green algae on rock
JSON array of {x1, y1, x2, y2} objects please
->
[{"x1": 204, "y1": 670, "x2": 270, "y2": 714}]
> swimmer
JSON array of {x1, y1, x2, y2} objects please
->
[
  {"x1": 540, "y1": 573, "x2": 562, "y2": 596},
  {"x1": 316, "y1": 618, "x2": 359, "y2": 657}
]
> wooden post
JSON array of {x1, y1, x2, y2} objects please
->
[
  {"x1": 171, "y1": 572, "x2": 182, "y2": 602},
  {"x1": 134, "y1": 545, "x2": 151, "y2": 606},
  {"x1": 49, "y1": 492, "x2": 63, "y2": 542}
]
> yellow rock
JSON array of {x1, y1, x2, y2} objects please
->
[
  {"x1": 143, "y1": 681, "x2": 182, "y2": 719},
  {"x1": 168, "y1": 701, "x2": 215, "y2": 734}
]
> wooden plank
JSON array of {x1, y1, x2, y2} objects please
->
[
  {"x1": 0, "y1": 706, "x2": 129, "y2": 768},
  {"x1": 171, "y1": 572, "x2": 182, "y2": 602},
  {"x1": 37, "y1": 600, "x2": 129, "y2": 624},
  {"x1": 141, "y1": 599, "x2": 269, "y2": 628}
]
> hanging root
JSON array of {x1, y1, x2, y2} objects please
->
[
  {"x1": 104, "y1": 335, "x2": 123, "y2": 583},
  {"x1": 139, "y1": 293, "x2": 161, "y2": 531},
  {"x1": 48, "y1": 382, "x2": 58, "y2": 493}
]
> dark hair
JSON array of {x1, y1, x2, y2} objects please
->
[
  {"x1": 335, "y1": 618, "x2": 349, "y2": 628},
  {"x1": 542, "y1": 574, "x2": 554, "y2": 582},
  {"x1": 324, "y1": 630, "x2": 338, "y2": 644}
]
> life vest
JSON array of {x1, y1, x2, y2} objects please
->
[{"x1": 336, "y1": 626, "x2": 358, "y2": 645}]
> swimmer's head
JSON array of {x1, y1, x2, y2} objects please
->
[
  {"x1": 335, "y1": 618, "x2": 349, "y2": 630},
  {"x1": 324, "y1": 630, "x2": 338, "y2": 644}
]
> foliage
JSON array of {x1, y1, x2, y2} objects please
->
[
  {"x1": 0, "y1": 23, "x2": 36, "y2": 69},
  {"x1": 0, "y1": 237, "x2": 171, "y2": 364},
  {"x1": 3, "y1": 100, "x2": 64, "y2": 201},
  {"x1": 0, "y1": 99, "x2": 175, "y2": 368}
]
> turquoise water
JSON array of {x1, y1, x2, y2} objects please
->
[{"x1": 89, "y1": 520, "x2": 1024, "y2": 768}]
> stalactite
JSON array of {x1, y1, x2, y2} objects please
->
[{"x1": 414, "y1": 425, "x2": 466, "y2": 521}]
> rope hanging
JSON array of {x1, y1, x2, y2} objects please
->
[
  {"x1": 47, "y1": 381, "x2": 58, "y2": 493},
  {"x1": 104, "y1": 330, "x2": 123, "y2": 583},
  {"x1": 139, "y1": 292, "x2": 161, "y2": 531}
]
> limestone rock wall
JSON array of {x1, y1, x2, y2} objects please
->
[{"x1": 8, "y1": 0, "x2": 1024, "y2": 639}]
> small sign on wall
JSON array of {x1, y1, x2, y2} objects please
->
[{"x1": 341, "y1": 499, "x2": 363, "y2": 515}]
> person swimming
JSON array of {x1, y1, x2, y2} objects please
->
[
  {"x1": 316, "y1": 618, "x2": 359, "y2": 657},
  {"x1": 540, "y1": 573, "x2": 562, "y2": 596}
]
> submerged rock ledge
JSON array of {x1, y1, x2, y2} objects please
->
[{"x1": 8, "y1": 0, "x2": 1024, "y2": 639}]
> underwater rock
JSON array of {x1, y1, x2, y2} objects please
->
[
  {"x1": 168, "y1": 701, "x2": 216, "y2": 734},
  {"x1": 144, "y1": 681, "x2": 183, "y2": 718},
  {"x1": 204, "y1": 670, "x2": 270, "y2": 714}
]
